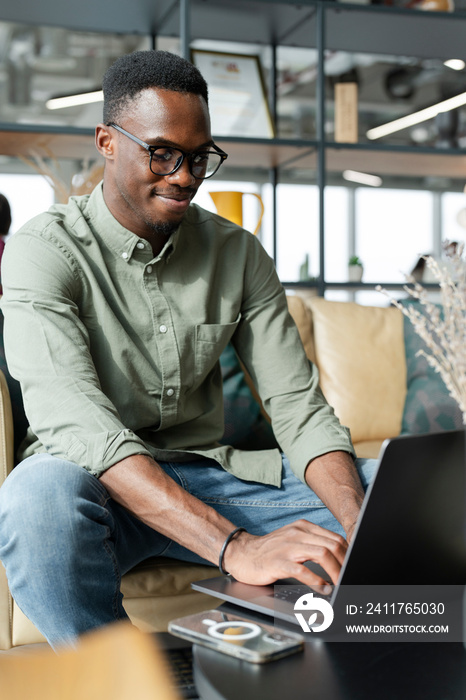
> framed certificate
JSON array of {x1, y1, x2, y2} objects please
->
[{"x1": 191, "y1": 50, "x2": 275, "y2": 139}]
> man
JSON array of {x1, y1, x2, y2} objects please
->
[{"x1": 0, "y1": 50, "x2": 376, "y2": 648}]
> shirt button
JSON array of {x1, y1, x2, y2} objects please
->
[
  {"x1": 159, "y1": 325, "x2": 168, "y2": 334},
  {"x1": 166, "y1": 388, "x2": 175, "y2": 397},
  {"x1": 121, "y1": 252, "x2": 129, "y2": 260},
  {"x1": 146, "y1": 265, "x2": 153, "y2": 274},
  {"x1": 136, "y1": 242, "x2": 145, "y2": 249}
]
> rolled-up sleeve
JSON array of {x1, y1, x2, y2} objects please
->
[
  {"x1": 1, "y1": 229, "x2": 152, "y2": 477},
  {"x1": 233, "y1": 234, "x2": 355, "y2": 483}
]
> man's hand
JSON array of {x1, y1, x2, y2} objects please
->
[
  {"x1": 100, "y1": 454, "x2": 349, "y2": 590},
  {"x1": 222, "y1": 520, "x2": 347, "y2": 590}
]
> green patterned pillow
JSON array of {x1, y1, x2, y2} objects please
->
[
  {"x1": 219, "y1": 343, "x2": 278, "y2": 451},
  {"x1": 401, "y1": 300, "x2": 462, "y2": 435}
]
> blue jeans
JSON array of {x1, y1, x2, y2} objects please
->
[{"x1": 0, "y1": 453, "x2": 377, "y2": 647}]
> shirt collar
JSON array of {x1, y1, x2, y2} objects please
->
[{"x1": 86, "y1": 182, "x2": 181, "y2": 263}]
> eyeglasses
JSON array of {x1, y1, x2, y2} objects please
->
[{"x1": 108, "y1": 123, "x2": 228, "y2": 179}]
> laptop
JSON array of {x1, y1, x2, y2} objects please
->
[{"x1": 192, "y1": 429, "x2": 466, "y2": 625}]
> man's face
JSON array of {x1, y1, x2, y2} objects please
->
[{"x1": 99, "y1": 88, "x2": 212, "y2": 239}]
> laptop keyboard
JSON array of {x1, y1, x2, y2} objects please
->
[
  {"x1": 164, "y1": 646, "x2": 198, "y2": 699},
  {"x1": 273, "y1": 585, "x2": 312, "y2": 603},
  {"x1": 273, "y1": 582, "x2": 334, "y2": 604}
]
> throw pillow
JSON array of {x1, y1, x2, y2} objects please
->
[
  {"x1": 219, "y1": 342, "x2": 278, "y2": 451},
  {"x1": 401, "y1": 299, "x2": 463, "y2": 434},
  {"x1": 306, "y1": 297, "x2": 406, "y2": 445}
]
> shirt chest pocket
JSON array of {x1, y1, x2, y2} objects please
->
[{"x1": 193, "y1": 314, "x2": 241, "y2": 388}]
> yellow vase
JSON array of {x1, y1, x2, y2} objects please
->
[{"x1": 209, "y1": 191, "x2": 264, "y2": 235}]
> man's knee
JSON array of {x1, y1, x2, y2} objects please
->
[
  {"x1": 0, "y1": 454, "x2": 106, "y2": 537},
  {"x1": 354, "y1": 457, "x2": 378, "y2": 492}
]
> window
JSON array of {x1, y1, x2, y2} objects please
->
[
  {"x1": 275, "y1": 184, "x2": 319, "y2": 281},
  {"x1": 0, "y1": 174, "x2": 54, "y2": 237},
  {"x1": 442, "y1": 192, "x2": 466, "y2": 248},
  {"x1": 355, "y1": 188, "x2": 434, "y2": 283}
]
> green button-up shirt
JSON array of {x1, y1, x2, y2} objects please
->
[{"x1": 1, "y1": 183, "x2": 353, "y2": 486}]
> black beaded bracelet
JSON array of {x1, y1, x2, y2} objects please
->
[{"x1": 218, "y1": 526, "x2": 247, "y2": 576}]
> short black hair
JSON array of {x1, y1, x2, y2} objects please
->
[
  {"x1": 0, "y1": 194, "x2": 11, "y2": 236},
  {"x1": 102, "y1": 50, "x2": 209, "y2": 124}
]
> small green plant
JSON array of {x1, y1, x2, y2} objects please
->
[{"x1": 349, "y1": 255, "x2": 363, "y2": 266}]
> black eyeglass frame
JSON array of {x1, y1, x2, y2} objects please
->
[{"x1": 107, "y1": 122, "x2": 228, "y2": 179}]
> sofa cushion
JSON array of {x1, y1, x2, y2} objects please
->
[
  {"x1": 306, "y1": 298, "x2": 407, "y2": 446},
  {"x1": 401, "y1": 301, "x2": 463, "y2": 434},
  {"x1": 285, "y1": 294, "x2": 316, "y2": 363},
  {"x1": 120, "y1": 557, "x2": 219, "y2": 599},
  {"x1": 351, "y1": 439, "x2": 386, "y2": 459}
]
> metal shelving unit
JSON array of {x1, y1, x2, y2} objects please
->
[{"x1": 0, "y1": 0, "x2": 465, "y2": 295}]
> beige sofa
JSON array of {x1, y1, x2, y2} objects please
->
[
  {"x1": 300, "y1": 296, "x2": 406, "y2": 458},
  {"x1": 0, "y1": 295, "x2": 407, "y2": 649}
]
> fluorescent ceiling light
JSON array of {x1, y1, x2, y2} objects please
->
[
  {"x1": 46, "y1": 90, "x2": 103, "y2": 110},
  {"x1": 444, "y1": 59, "x2": 465, "y2": 71},
  {"x1": 343, "y1": 170, "x2": 382, "y2": 187},
  {"x1": 366, "y1": 90, "x2": 466, "y2": 140}
]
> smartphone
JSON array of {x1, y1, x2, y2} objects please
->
[{"x1": 168, "y1": 609, "x2": 304, "y2": 664}]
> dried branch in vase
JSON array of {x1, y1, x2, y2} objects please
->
[{"x1": 377, "y1": 242, "x2": 466, "y2": 425}]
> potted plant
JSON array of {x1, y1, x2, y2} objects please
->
[{"x1": 348, "y1": 255, "x2": 364, "y2": 282}]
